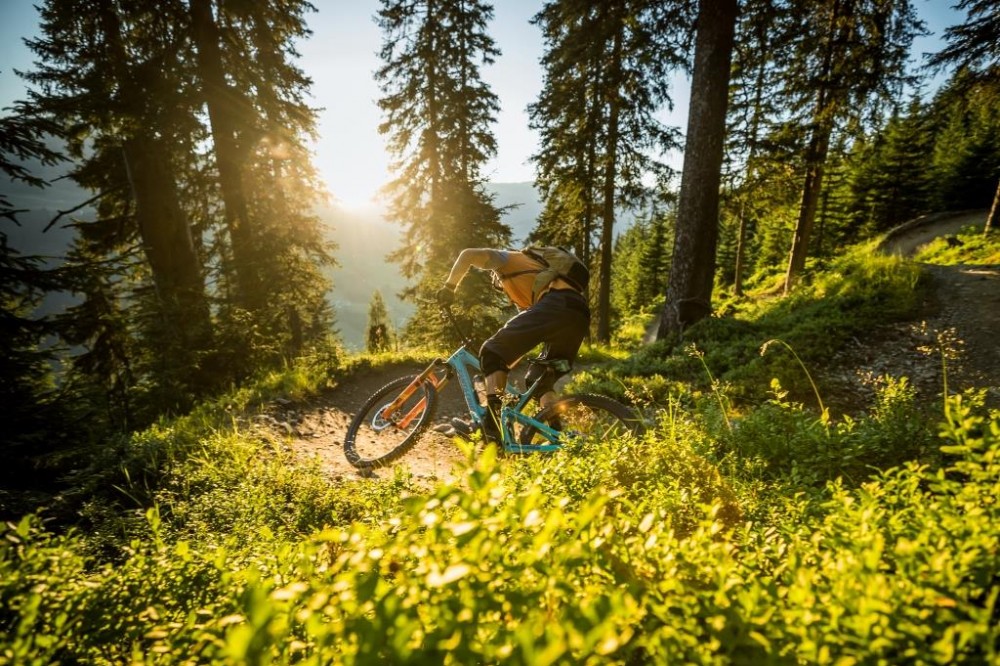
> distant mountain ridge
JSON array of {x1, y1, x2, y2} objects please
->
[{"x1": 324, "y1": 181, "x2": 542, "y2": 348}]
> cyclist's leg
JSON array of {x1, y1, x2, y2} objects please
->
[
  {"x1": 483, "y1": 292, "x2": 588, "y2": 424},
  {"x1": 532, "y1": 292, "x2": 590, "y2": 407},
  {"x1": 479, "y1": 309, "x2": 550, "y2": 440}
]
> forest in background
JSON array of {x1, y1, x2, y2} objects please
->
[
  {"x1": 3, "y1": 2, "x2": 1000, "y2": 662},
  {"x1": 2, "y1": 0, "x2": 999, "y2": 512}
]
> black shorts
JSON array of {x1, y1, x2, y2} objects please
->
[{"x1": 480, "y1": 289, "x2": 590, "y2": 370}]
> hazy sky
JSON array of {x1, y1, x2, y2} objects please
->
[{"x1": 1, "y1": 1, "x2": 961, "y2": 209}]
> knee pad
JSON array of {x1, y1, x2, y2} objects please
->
[{"x1": 479, "y1": 347, "x2": 508, "y2": 376}]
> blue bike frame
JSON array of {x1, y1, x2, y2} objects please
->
[{"x1": 437, "y1": 345, "x2": 562, "y2": 453}]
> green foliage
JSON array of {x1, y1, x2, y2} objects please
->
[
  {"x1": 838, "y1": 96, "x2": 938, "y2": 237},
  {"x1": 915, "y1": 223, "x2": 1000, "y2": 264},
  {"x1": 610, "y1": 208, "x2": 674, "y2": 319},
  {"x1": 580, "y1": 245, "x2": 923, "y2": 408},
  {"x1": 366, "y1": 290, "x2": 395, "y2": 353},
  {"x1": 4, "y1": 388, "x2": 999, "y2": 663},
  {"x1": 720, "y1": 375, "x2": 938, "y2": 486}
]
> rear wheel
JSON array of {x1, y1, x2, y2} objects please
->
[
  {"x1": 344, "y1": 375, "x2": 438, "y2": 469},
  {"x1": 518, "y1": 393, "x2": 641, "y2": 447}
]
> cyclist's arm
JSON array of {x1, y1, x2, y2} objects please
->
[{"x1": 444, "y1": 248, "x2": 508, "y2": 289}]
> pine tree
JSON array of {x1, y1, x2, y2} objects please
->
[
  {"x1": 20, "y1": 0, "x2": 215, "y2": 406},
  {"x1": 928, "y1": 79, "x2": 1000, "y2": 215},
  {"x1": 780, "y1": 0, "x2": 924, "y2": 293},
  {"x1": 18, "y1": 0, "x2": 335, "y2": 423},
  {"x1": 530, "y1": 0, "x2": 690, "y2": 342},
  {"x1": 376, "y1": 0, "x2": 511, "y2": 346},
  {"x1": 928, "y1": 0, "x2": 1000, "y2": 234},
  {"x1": 366, "y1": 290, "x2": 394, "y2": 353},
  {"x1": 0, "y1": 115, "x2": 69, "y2": 499},
  {"x1": 838, "y1": 96, "x2": 935, "y2": 237},
  {"x1": 609, "y1": 203, "x2": 673, "y2": 319}
]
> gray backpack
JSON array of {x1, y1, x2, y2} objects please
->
[{"x1": 521, "y1": 246, "x2": 590, "y2": 301}]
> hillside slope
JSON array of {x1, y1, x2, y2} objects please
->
[
  {"x1": 827, "y1": 210, "x2": 999, "y2": 411},
  {"x1": 280, "y1": 210, "x2": 999, "y2": 482}
]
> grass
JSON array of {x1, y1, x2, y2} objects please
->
[
  {"x1": 914, "y1": 225, "x2": 1000, "y2": 264},
  {"x1": 4, "y1": 233, "x2": 999, "y2": 663},
  {"x1": 571, "y1": 243, "x2": 923, "y2": 409}
]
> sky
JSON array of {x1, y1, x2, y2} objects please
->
[{"x1": 0, "y1": 0, "x2": 963, "y2": 210}]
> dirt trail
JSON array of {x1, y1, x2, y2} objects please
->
[
  {"x1": 827, "y1": 210, "x2": 1000, "y2": 411},
  {"x1": 264, "y1": 363, "x2": 469, "y2": 484},
  {"x1": 272, "y1": 210, "x2": 998, "y2": 480},
  {"x1": 268, "y1": 362, "x2": 582, "y2": 483}
]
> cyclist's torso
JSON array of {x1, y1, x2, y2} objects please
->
[{"x1": 493, "y1": 250, "x2": 577, "y2": 309}]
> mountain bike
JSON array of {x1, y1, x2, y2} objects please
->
[{"x1": 343, "y1": 306, "x2": 642, "y2": 469}]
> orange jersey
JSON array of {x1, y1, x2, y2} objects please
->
[{"x1": 495, "y1": 251, "x2": 542, "y2": 309}]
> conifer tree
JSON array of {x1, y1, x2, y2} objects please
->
[
  {"x1": 0, "y1": 115, "x2": 69, "y2": 495},
  {"x1": 21, "y1": 0, "x2": 215, "y2": 401},
  {"x1": 366, "y1": 290, "x2": 394, "y2": 353},
  {"x1": 840, "y1": 96, "x2": 935, "y2": 236},
  {"x1": 611, "y1": 203, "x2": 674, "y2": 319},
  {"x1": 928, "y1": 0, "x2": 1000, "y2": 234},
  {"x1": 17, "y1": 0, "x2": 334, "y2": 423},
  {"x1": 927, "y1": 79, "x2": 1000, "y2": 218},
  {"x1": 530, "y1": 0, "x2": 689, "y2": 342},
  {"x1": 375, "y1": 0, "x2": 510, "y2": 345},
  {"x1": 780, "y1": 0, "x2": 924, "y2": 293}
]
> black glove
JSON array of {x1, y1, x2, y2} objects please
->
[{"x1": 436, "y1": 285, "x2": 455, "y2": 306}]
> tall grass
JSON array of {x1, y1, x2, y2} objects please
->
[
  {"x1": 5, "y1": 238, "x2": 996, "y2": 663},
  {"x1": 2, "y1": 385, "x2": 994, "y2": 663}
]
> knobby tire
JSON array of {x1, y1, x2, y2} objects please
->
[
  {"x1": 518, "y1": 393, "x2": 641, "y2": 447},
  {"x1": 344, "y1": 374, "x2": 438, "y2": 469}
]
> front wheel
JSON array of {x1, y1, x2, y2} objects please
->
[
  {"x1": 518, "y1": 393, "x2": 642, "y2": 447},
  {"x1": 344, "y1": 374, "x2": 438, "y2": 469}
]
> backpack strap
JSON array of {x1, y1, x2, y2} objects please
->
[{"x1": 498, "y1": 268, "x2": 541, "y2": 280}]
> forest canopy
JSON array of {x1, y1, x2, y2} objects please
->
[{"x1": 1, "y1": 0, "x2": 998, "y2": 487}]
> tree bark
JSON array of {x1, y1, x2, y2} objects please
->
[
  {"x1": 783, "y1": 0, "x2": 845, "y2": 294},
  {"x1": 190, "y1": 0, "x2": 260, "y2": 310},
  {"x1": 783, "y1": 123, "x2": 832, "y2": 293},
  {"x1": 596, "y1": 23, "x2": 623, "y2": 344},
  {"x1": 657, "y1": 0, "x2": 738, "y2": 341},
  {"x1": 734, "y1": 199, "x2": 748, "y2": 297},
  {"x1": 122, "y1": 139, "x2": 212, "y2": 348},
  {"x1": 985, "y1": 178, "x2": 998, "y2": 236}
]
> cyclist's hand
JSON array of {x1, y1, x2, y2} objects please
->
[{"x1": 436, "y1": 285, "x2": 455, "y2": 306}]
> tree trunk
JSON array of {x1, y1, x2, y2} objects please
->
[
  {"x1": 657, "y1": 0, "x2": 738, "y2": 341},
  {"x1": 783, "y1": 0, "x2": 844, "y2": 294},
  {"x1": 97, "y1": 2, "x2": 212, "y2": 351},
  {"x1": 985, "y1": 178, "x2": 999, "y2": 236},
  {"x1": 596, "y1": 7, "x2": 626, "y2": 344},
  {"x1": 122, "y1": 139, "x2": 212, "y2": 349},
  {"x1": 733, "y1": 198, "x2": 748, "y2": 297},
  {"x1": 783, "y1": 124, "x2": 831, "y2": 293},
  {"x1": 190, "y1": 0, "x2": 260, "y2": 310}
]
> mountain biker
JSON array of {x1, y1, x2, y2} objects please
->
[{"x1": 436, "y1": 247, "x2": 590, "y2": 441}]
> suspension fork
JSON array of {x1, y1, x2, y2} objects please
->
[{"x1": 384, "y1": 360, "x2": 451, "y2": 428}]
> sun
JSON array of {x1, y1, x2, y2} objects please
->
[{"x1": 311, "y1": 135, "x2": 389, "y2": 211}]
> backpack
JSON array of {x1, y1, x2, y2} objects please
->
[{"x1": 521, "y1": 245, "x2": 590, "y2": 302}]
